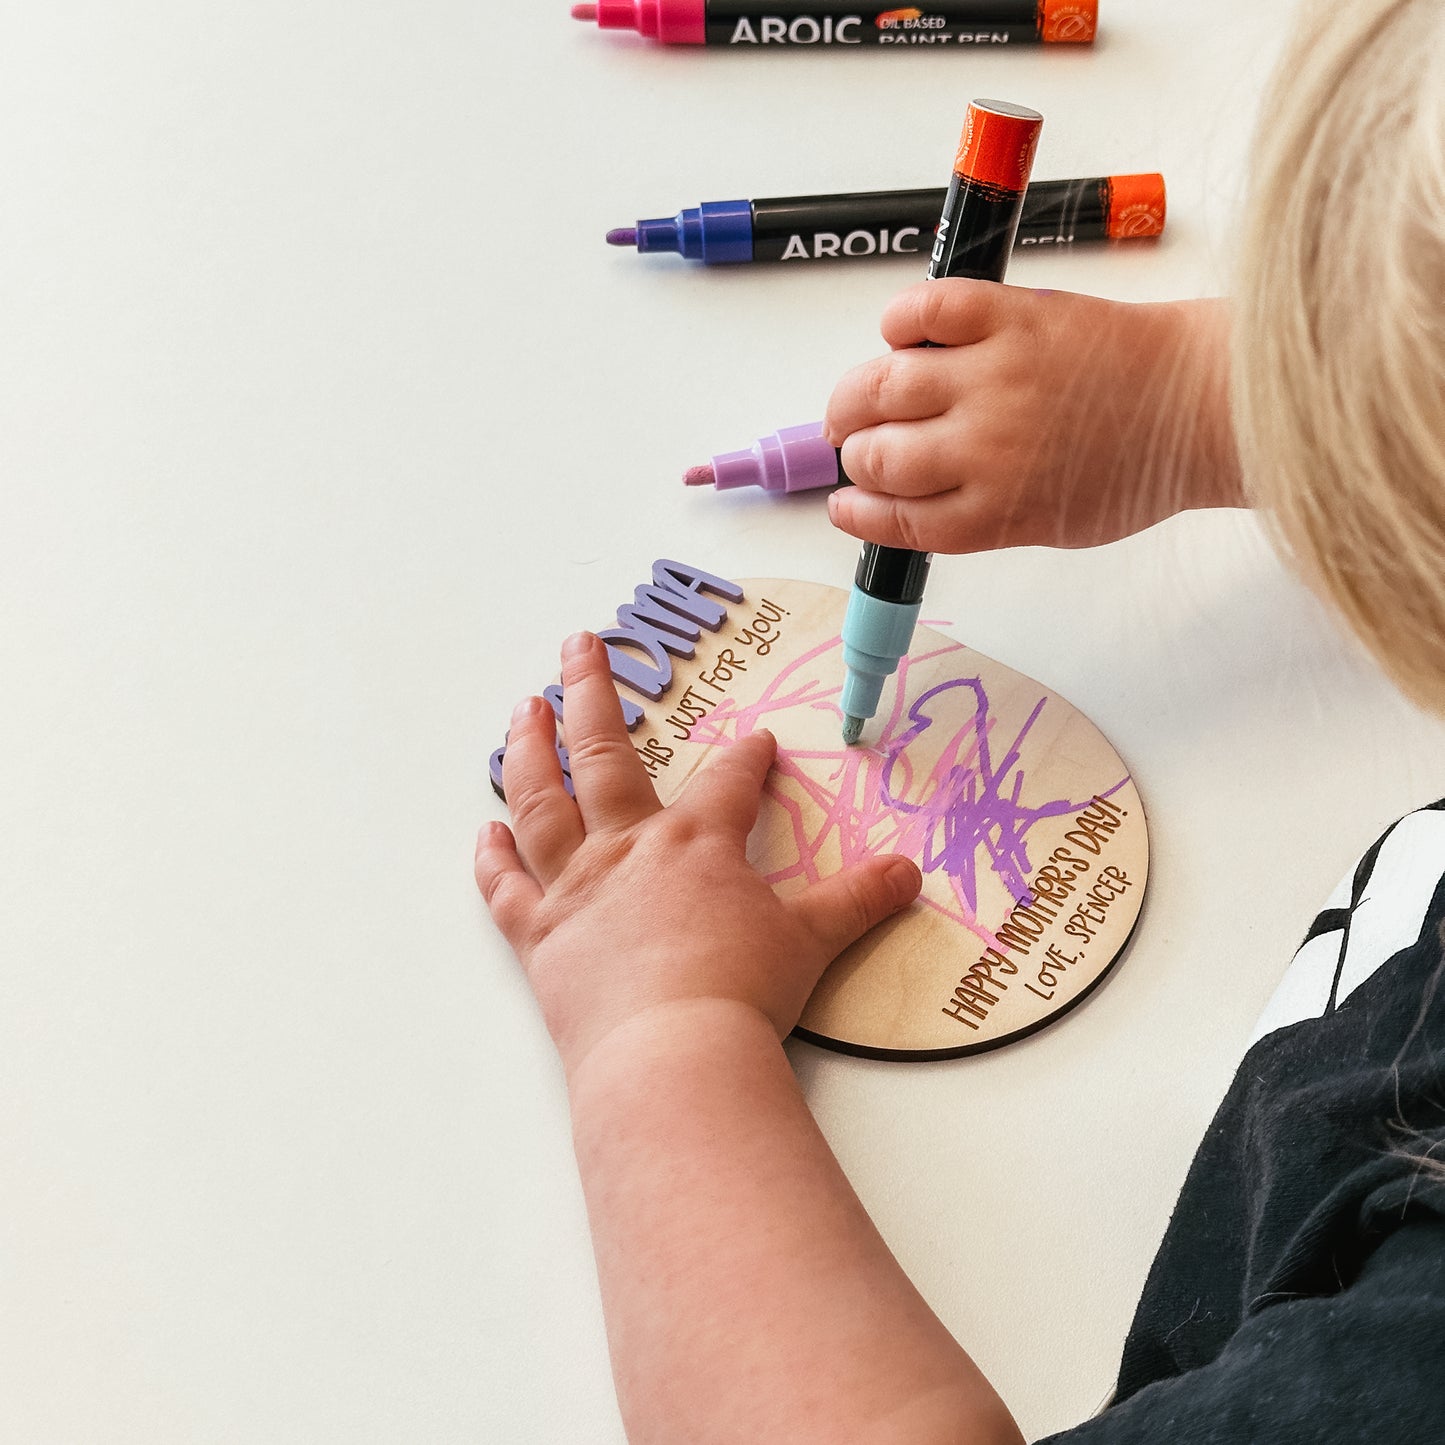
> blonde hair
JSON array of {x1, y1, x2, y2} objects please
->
[{"x1": 1233, "y1": 0, "x2": 1445, "y2": 711}]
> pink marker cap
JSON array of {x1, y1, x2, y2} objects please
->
[{"x1": 570, "y1": 0, "x2": 705, "y2": 43}]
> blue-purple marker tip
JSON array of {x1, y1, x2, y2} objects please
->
[{"x1": 606, "y1": 227, "x2": 638, "y2": 247}]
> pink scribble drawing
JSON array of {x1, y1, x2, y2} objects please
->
[{"x1": 691, "y1": 633, "x2": 1128, "y2": 943}]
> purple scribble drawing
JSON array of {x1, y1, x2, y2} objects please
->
[{"x1": 691, "y1": 633, "x2": 1128, "y2": 944}]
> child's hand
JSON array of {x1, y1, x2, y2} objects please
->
[
  {"x1": 476, "y1": 632, "x2": 923, "y2": 1079},
  {"x1": 823, "y1": 285, "x2": 1243, "y2": 554}
]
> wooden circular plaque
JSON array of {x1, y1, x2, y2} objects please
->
[{"x1": 583, "y1": 576, "x2": 1148, "y2": 1061}]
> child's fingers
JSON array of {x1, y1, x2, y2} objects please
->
[
  {"x1": 823, "y1": 350, "x2": 957, "y2": 445},
  {"x1": 828, "y1": 486, "x2": 985, "y2": 555},
  {"x1": 475, "y1": 821, "x2": 544, "y2": 950},
  {"x1": 837, "y1": 418, "x2": 972, "y2": 500},
  {"x1": 676, "y1": 729, "x2": 777, "y2": 839},
  {"x1": 558, "y1": 632, "x2": 662, "y2": 831},
  {"x1": 878, "y1": 278, "x2": 1016, "y2": 349},
  {"x1": 502, "y1": 696, "x2": 586, "y2": 884},
  {"x1": 788, "y1": 856, "x2": 922, "y2": 962}
]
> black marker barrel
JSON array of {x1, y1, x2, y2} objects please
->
[
  {"x1": 750, "y1": 190, "x2": 946, "y2": 263},
  {"x1": 706, "y1": 0, "x2": 1057, "y2": 45},
  {"x1": 854, "y1": 102, "x2": 1040, "y2": 599},
  {"x1": 757, "y1": 181, "x2": 1130, "y2": 261}
]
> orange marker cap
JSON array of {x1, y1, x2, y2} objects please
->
[
  {"x1": 1106, "y1": 172, "x2": 1167, "y2": 239},
  {"x1": 1039, "y1": 0, "x2": 1098, "y2": 43},
  {"x1": 954, "y1": 100, "x2": 1044, "y2": 195}
]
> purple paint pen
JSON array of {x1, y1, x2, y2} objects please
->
[
  {"x1": 612, "y1": 174, "x2": 1166, "y2": 266},
  {"x1": 684, "y1": 422, "x2": 845, "y2": 494}
]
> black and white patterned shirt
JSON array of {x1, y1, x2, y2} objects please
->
[{"x1": 1043, "y1": 803, "x2": 1445, "y2": 1443}]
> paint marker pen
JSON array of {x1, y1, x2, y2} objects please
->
[
  {"x1": 684, "y1": 422, "x2": 845, "y2": 493},
  {"x1": 840, "y1": 99, "x2": 1042, "y2": 745},
  {"x1": 570, "y1": 0, "x2": 1097, "y2": 47},
  {"x1": 612, "y1": 174, "x2": 1165, "y2": 265}
]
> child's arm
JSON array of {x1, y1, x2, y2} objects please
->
[
  {"x1": 477, "y1": 632, "x2": 1024, "y2": 1445},
  {"x1": 824, "y1": 285, "x2": 1243, "y2": 554}
]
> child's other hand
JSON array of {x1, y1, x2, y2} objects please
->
[
  {"x1": 476, "y1": 632, "x2": 922, "y2": 1080},
  {"x1": 823, "y1": 285, "x2": 1243, "y2": 554}
]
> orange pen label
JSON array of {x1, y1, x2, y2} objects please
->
[
  {"x1": 1106, "y1": 173, "x2": 1167, "y2": 239},
  {"x1": 1038, "y1": 0, "x2": 1097, "y2": 43},
  {"x1": 954, "y1": 104, "x2": 1043, "y2": 194}
]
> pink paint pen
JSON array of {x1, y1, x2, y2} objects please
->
[{"x1": 569, "y1": 0, "x2": 1098, "y2": 48}]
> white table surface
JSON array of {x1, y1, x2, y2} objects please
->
[{"x1": 8, "y1": 3, "x2": 1445, "y2": 1441}]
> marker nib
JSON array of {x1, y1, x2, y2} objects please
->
[
  {"x1": 571, "y1": 3, "x2": 598, "y2": 18},
  {"x1": 606, "y1": 227, "x2": 638, "y2": 247},
  {"x1": 683, "y1": 463, "x2": 715, "y2": 488},
  {"x1": 842, "y1": 714, "x2": 865, "y2": 746}
]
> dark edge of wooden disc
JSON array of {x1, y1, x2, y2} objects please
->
[{"x1": 790, "y1": 900, "x2": 1145, "y2": 1062}]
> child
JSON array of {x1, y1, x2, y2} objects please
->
[{"x1": 476, "y1": 0, "x2": 1445, "y2": 1438}]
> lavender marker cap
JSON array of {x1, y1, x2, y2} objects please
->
[{"x1": 710, "y1": 421, "x2": 842, "y2": 493}]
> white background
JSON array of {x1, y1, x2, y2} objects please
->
[{"x1": 7, "y1": 2, "x2": 1445, "y2": 1441}]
